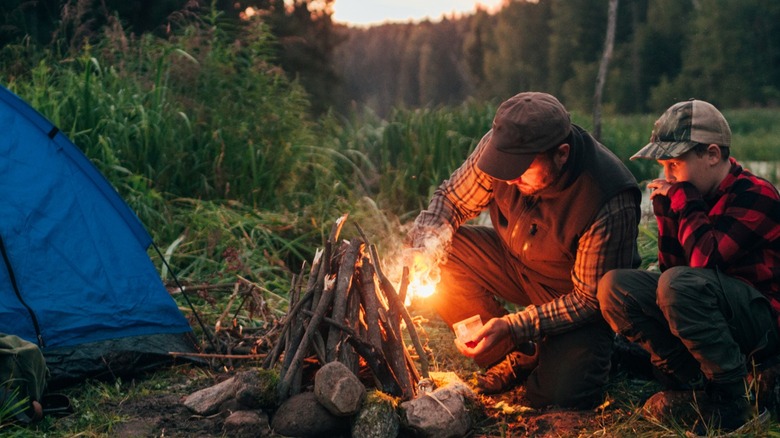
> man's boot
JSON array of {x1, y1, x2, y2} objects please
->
[{"x1": 475, "y1": 342, "x2": 538, "y2": 394}]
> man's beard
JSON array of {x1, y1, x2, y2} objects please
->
[{"x1": 516, "y1": 165, "x2": 564, "y2": 196}]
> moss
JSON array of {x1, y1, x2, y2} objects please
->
[{"x1": 351, "y1": 390, "x2": 401, "y2": 438}]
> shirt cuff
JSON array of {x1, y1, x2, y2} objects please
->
[
  {"x1": 501, "y1": 305, "x2": 540, "y2": 345},
  {"x1": 668, "y1": 182, "x2": 700, "y2": 214}
]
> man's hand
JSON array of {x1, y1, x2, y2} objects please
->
[
  {"x1": 647, "y1": 178, "x2": 673, "y2": 200},
  {"x1": 454, "y1": 317, "x2": 510, "y2": 357},
  {"x1": 405, "y1": 223, "x2": 453, "y2": 253}
]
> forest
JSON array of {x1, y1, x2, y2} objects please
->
[
  {"x1": 3, "y1": 0, "x2": 779, "y2": 118},
  {"x1": 335, "y1": 0, "x2": 780, "y2": 116}
]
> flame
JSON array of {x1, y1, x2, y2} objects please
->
[
  {"x1": 404, "y1": 261, "x2": 440, "y2": 305},
  {"x1": 388, "y1": 225, "x2": 453, "y2": 306},
  {"x1": 408, "y1": 278, "x2": 437, "y2": 300}
]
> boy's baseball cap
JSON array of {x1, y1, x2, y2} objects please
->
[
  {"x1": 632, "y1": 99, "x2": 731, "y2": 160},
  {"x1": 477, "y1": 92, "x2": 571, "y2": 181}
]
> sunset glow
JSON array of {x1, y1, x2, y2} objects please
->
[{"x1": 332, "y1": 0, "x2": 505, "y2": 27}]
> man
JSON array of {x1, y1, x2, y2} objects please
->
[
  {"x1": 407, "y1": 91, "x2": 641, "y2": 408},
  {"x1": 597, "y1": 99, "x2": 780, "y2": 431}
]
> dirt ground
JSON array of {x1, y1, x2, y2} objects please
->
[
  {"x1": 89, "y1": 305, "x2": 659, "y2": 438},
  {"x1": 111, "y1": 392, "x2": 225, "y2": 438},
  {"x1": 17, "y1": 300, "x2": 663, "y2": 438},
  {"x1": 104, "y1": 374, "x2": 645, "y2": 438}
]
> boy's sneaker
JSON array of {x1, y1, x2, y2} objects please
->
[
  {"x1": 750, "y1": 354, "x2": 780, "y2": 416},
  {"x1": 699, "y1": 381, "x2": 754, "y2": 432},
  {"x1": 642, "y1": 380, "x2": 755, "y2": 433},
  {"x1": 475, "y1": 343, "x2": 538, "y2": 394}
]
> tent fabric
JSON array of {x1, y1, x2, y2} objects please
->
[
  {"x1": 44, "y1": 333, "x2": 198, "y2": 388},
  {"x1": 0, "y1": 85, "x2": 195, "y2": 383}
]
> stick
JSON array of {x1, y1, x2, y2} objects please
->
[
  {"x1": 263, "y1": 250, "x2": 322, "y2": 369},
  {"x1": 358, "y1": 256, "x2": 383, "y2": 352},
  {"x1": 314, "y1": 214, "x2": 349, "y2": 308},
  {"x1": 326, "y1": 239, "x2": 363, "y2": 361},
  {"x1": 340, "y1": 280, "x2": 361, "y2": 373},
  {"x1": 262, "y1": 287, "x2": 314, "y2": 369},
  {"x1": 169, "y1": 352, "x2": 267, "y2": 360},
  {"x1": 377, "y1": 304, "x2": 415, "y2": 399},
  {"x1": 215, "y1": 283, "x2": 241, "y2": 334},
  {"x1": 369, "y1": 243, "x2": 430, "y2": 379},
  {"x1": 278, "y1": 273, "x2": 337, "y2": 399},
  {"x1": 305, "y1": 310, "x2": 403, "y2": 397},
  {"x1": 398, "y1": 266, "x2": 410, "y2": 309}
]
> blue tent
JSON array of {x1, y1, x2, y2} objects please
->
[{"x1": 0, "y1": 85, "x2": 196, "y2": 386}]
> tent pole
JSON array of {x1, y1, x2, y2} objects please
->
[
  {"x1": 151, "y1": 242, "x2": 225, "y2": 369},
  {"x1": 0, "y1": 232, "x2": 44, "y2": 347}
]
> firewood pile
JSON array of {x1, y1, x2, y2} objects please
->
[
  {"x1": 260, "y1": 214, "x2": 430, "y2": 402},
  {"x1": 178, "y1": 215, "x2": 481, "y2": 438}
]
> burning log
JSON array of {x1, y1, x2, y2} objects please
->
[{"x1": 265, "y1": 214, "x2": 429, "y2": 403}]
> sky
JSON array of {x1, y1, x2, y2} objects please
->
[{"x1": 331, "y1": 0, "x2": 505, "y2": 27}]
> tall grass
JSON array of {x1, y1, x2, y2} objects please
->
[
  {"x1": 8, "y1": 25, "x2": 320, "y2": 212},
  {"x1": 336, "y1": 104, "x2": 780, "y2": 223},
  {"x1": 326, "y1": 100, "x2": 497, "y2": 221},
  {"x1": 579, "y1": 112, "x2": 660, "y2": 184},
  {"x1": 725, "y1": 108, "x2": 780, "y2": 161},
  {"x1": 154, "y1": 198, "x2": 315, "y2": 285},
  {"x1": 2, "y1": 12, "x2": 359, "y2": 285}
]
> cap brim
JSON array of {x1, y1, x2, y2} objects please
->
[
  {"x1": 477, "y1": 144, "x2": 537, "y2": 181},
  {"x1": 630, "y1": 141, "x2": 697, "y2": 161}
]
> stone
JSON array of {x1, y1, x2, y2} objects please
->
[
  {"x1": 400, "y1": 382, "x2": 476, "y2": 438},
  {"x1": 351, "y1": 391, "x2": 400, "y2": 438},
  {"x1": 314, "y1": 361, "x2": 367, "y2": 416},
  {"x1": 182, "y1": 376, "x2": 238, "y2": 416},
  {"x1": 223, "y1": 410, "x2": 271, "y2": 438},
  {"x1": 271, "y1": 391, "x2": 347, "y2": 437},
  {"x1": 235, "y1": 368, "x2": 279, "y2": 409},
  {"x1": 218, "y1": 398, "x2": 250, "y2": 418}
]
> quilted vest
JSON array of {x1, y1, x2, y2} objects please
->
[{"x1": 488, "y1": 125, "x2": 640, "y2": 293}]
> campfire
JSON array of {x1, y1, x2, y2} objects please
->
[
  {"x1": 180, "y1": 214, "x2": 478, "y2": 437},
  {"x1": 263, "y1": 213, "x2": 430, "y2": 401}
]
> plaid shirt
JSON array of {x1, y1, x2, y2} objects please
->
[
  {"x1": 653, "y1": 158, "x2": 780, "y2": 312},
  {"x1": 413, "y1": 134, "x2": 639, "y2": 342}
]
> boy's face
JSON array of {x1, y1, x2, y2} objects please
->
[{"x1": 657, "y1": 147, "x2": 716, "y2": 194}]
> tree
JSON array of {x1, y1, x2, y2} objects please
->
[
  {"x1": 417, "y1": 18, "x2": 470, "y2": 106},
  {"x1": 462, "y1": 9, "x2": 494, "y2": 97},
  {"x1": 593, "y1": 0, "x2": 618, "y2": 140},
  {"x1": 234, "y1": 0, "x2": 341, "y2": 114},
  {"x1": 667, "y1": 0, "x2": 780, "y2": 107},
  {"x1": 547, "y1": 0, "x2": 608, "y2": 98}
]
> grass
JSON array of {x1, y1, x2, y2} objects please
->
[
  {"x1": 0, "y1": 386, "x2": 29, "y2": 427},
  {"x1": 5, "y1": 287, "x2": 780, "y2": 437},
  {"x1": 0, "y1": 366, "x2": 219, "y2": 437}
]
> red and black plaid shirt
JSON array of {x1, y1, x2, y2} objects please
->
[{"x1": 653, "y1": 157, "x2": 780, "y2": 314}]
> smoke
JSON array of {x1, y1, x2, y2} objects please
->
[{"x1": 382, "y1": 222, "x2": 454, "y2": 300}]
